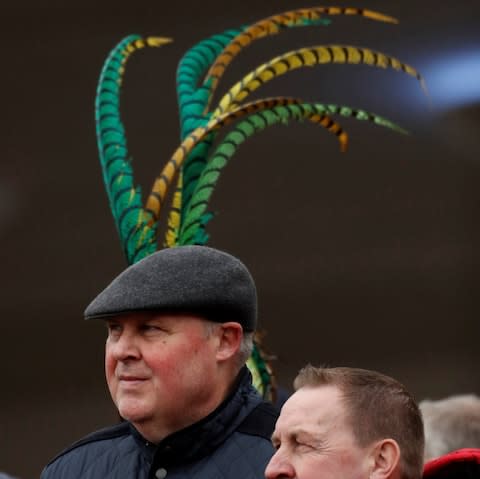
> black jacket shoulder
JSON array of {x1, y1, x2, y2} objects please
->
[{"x1": 45, "y1": 422, "x2": 130, "y2": 466}]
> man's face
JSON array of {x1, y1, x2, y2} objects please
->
[
  {"x1": 265, "y1": 385, "x2": 371, "y2": 479},
  {"x1": 105, "y1": 312, "x2": 222, "y2": 440}
]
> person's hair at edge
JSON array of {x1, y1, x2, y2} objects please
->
[
  {"x1": 420, "y1": 394, "x2": 480, "y2": 460},
  {"x1": 294, "y1": 365, "x2": 425, "y2": 479}
]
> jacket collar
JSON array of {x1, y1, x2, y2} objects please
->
[{"x1": 130, "y1": 366, "x2": 261, "y2": 466}]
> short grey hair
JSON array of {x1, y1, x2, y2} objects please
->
[
  {"x1": 203, "y1": 321, "x2": 253, "y2": 371},
  {"x1": 237, "y1": 331, "x2": 254, "y2": 367},
  {"x1": 420, "y1": 394, "x2": 480, "y2": 461}
]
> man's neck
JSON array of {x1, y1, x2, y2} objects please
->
[{"x1": 134, "y1": 367, "x2": 243, "y2": 444}]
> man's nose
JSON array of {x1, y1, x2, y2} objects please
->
[
  {"x1": 264, "y1": 450, "x2": 295, "y2": 479},
  {"x1": 109, "y1": 330, "x2": 141, "y2": 361}
]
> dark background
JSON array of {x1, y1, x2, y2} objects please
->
[{"x1": 1, "y1": 2, "x2": 479, "y2": 477}]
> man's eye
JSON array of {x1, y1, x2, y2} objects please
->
[
  {"x1": 294, "y1": 439, "x2": 313, "y2": 450},
  {"x1": 107, "y1": 324, "x2": 122, "y2": 337},
  {"x1": 142, "y1": 324, "x2": 161, "y2": 332}
]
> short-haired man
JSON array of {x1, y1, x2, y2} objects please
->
[
  {"x1": 42, "y1": 245, "x2": 277, "y2": 479},
  {"x1": 265, "y1": 365, "x2": 424, "y2": 479}
]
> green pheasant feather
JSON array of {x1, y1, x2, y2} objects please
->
[{"x1": 95, "y1": 35, "x2": 172, "y2": 263}]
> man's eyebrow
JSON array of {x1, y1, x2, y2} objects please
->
[
  {"x1": 271, "y1": 428, "x2": 317, "y2": 443},
  {"x1": 295, "y1": 430, "x2": 319, "y2": 442}
]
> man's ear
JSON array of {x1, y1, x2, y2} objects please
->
[
  {"x1": 215, "y1": 322, "x2": 243, "y2": 362},
  {"x1": 369, "y1": 439, "x2": 401, "y2": 479}
]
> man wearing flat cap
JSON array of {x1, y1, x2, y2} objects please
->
[{"x1": 41, "y1": 245, "x2": 277, "y2": 479}]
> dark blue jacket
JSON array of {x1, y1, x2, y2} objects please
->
[{"x1": 41, "y1": 368, "x2": 277, "y2": 479}]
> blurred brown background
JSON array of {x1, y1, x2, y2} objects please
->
[{"x1": 1, "y1": 1, "x2": 479, "y2": 477}]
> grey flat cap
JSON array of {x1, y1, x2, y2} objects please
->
[{"x1": 84, "y1": 245, "x2": 257, "y2": 331}]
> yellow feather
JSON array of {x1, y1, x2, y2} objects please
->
[
  {"x1": 212, "y1": 45, "x2": 425, "y2": 117},
  {"x1": 204, "y1": 6, "x2": 398, "y2": 110},
  {"x1": 164, "y1": 174, "x2": 183, "y2": 247}
]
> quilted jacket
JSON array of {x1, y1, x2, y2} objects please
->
[{"x1": 41, "y1": 367, "x2": 277, "y2": 479}]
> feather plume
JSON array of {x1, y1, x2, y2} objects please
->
[
  {"x1": 204, "y1": 6, "x2": 398, "y2": 109},
  {"x1": 178, "y1": 102, "x2": 407, "y2": 245},
  {"x1": 164, "y1": 174, "x2": 183, "y2": 248},
  {"x1": 177, "y1": 6, "x2": 397, "y2": 217},
  {"x1": 95, "y1": 34, "x2": 172, "y2": 263},
  {"x1": 146, "y1": 97, "x2": 306, "y2": 222},
  {"x1": 213, "y1": 44, "x2": 426, "y2": 116},
  {"x1": 175, "y1": 29, "x2": 245, "y2": 233},
  {"x1": 177, "y1": 29, "x2": 242, "y2": 138}
]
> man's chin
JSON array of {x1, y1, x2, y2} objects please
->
[{"x1": 116, "y1": 400, "x2": 151, "y2": 424}]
